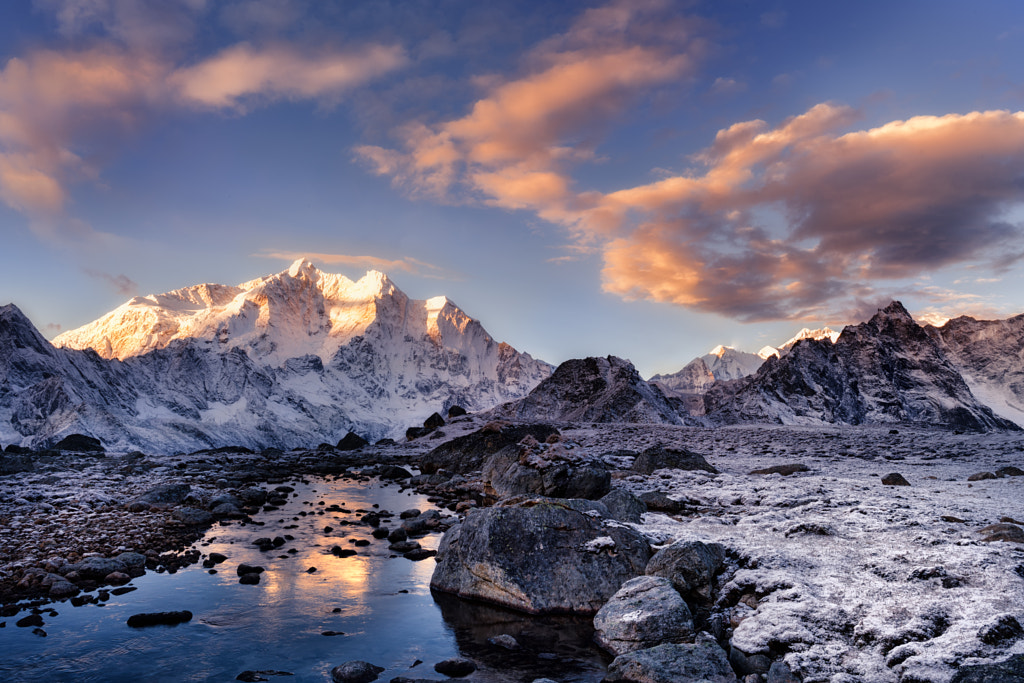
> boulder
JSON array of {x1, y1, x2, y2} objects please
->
[
  {"x1": 968, "y1": 471, "x2": 998, "y2": 481},
  {"x1": 52, "y1": 433, "x2": 104, "y2": 452},
  {"x1": 337, "y1": 432, "x2": 369, "y2": 451},
  {"x1": 448, "y1": 405, "x2": 468, "y2": 418},
  {"x1": 173, "y1": 507, "x2": 214, "y2": 525},
  {"x1": 330, "y1": 661, "x2": 385, "y2": 683},
  {"x1": 950, "y1": 654, "x2": 1024, "y2": 683},
  {"x1": 483, "y1": 445, "x2": 610, "y2": 500},
  {"x1": 979, "y1": 523, "x2": 1024, "y2": 543},
  {"x1": 638, "y1": 491, "x2": 684, "y2": 513},
  {"x1": 599, "y1": 489, "x2": 647, "y2": 524},
  {"x1": 645, "y1": 540, "x2": 728, "y2": 604},
  {"x1": 631, "y1": 446, "x2": 717, "y2": 475},
  {"x1": 433, "y1": 657, "x2": 476, "y2": 676},
  {"x1": 748, "y1": 463, "x2": 809, "y2": 476},
  {"x1": 424, "y1": 412, "x2": 446, "y2": 430},
  {"x1": 602, "y1": 637, "x2": 737, "y2": 683},
  {"x1": 594, "y1": 576, "x2": 694, "y2": 655},
  {"x1": 881, "y1": 472, "x2": 910, "y2": 486},
  {"x1": 430, "y1": 497, "x2": 651, "y2": 614},
  {"x1": 127, "y1": 483, "x2": 191, "y2": 511},
  {"x1": 379, "y1": 465, "x2": 413, "y2": 480},
  {"x1": 997, "y1": 466, "x2": 1024, "y2": 477},
  {"x1": 419, "y1": 423, "x2": 560, "y2": 474}
]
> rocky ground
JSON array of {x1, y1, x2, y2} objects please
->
[{"x1": 2, "y1": 418, "x2": 1023, "y2": 683}]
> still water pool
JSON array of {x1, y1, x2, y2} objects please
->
[{"x1": 1, "y1": 476, "x2": 608, "y2": 682}]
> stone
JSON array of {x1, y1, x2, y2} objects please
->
[
  {"x1": 594, "y1": 576, "x2": 694, "y2": 655},
  {"x1": 968, "y1": 471, "x2": 998, "y2": 481},
  {"x1": 767, "y1": 661, "x2": 800, "y2": 683},
  {"x1": 599, "y1": 489, "x2": 647, "y2": 524},
  {"x1": 329, "y1": 661, "x2": 385, "y2": 683},
  {"x1": 430, "y1": 497, "x2": 651, "y2": 614},
  {"x1": 997, "y1": 466, "x2": 1024, "y2": 477},
  {"x1": 212, "y1": 503, "x2": 245, "y2": 518},
  {"x1": 483, "y1": 445, "x2": 611, "y2": 500},
  {"x1": 637, "y1": 491, "x2": 684, "y2": 513},
  {"x1": 379, "y1": 465, "x2": 412, "y2": 480},
  {"x1": 419, "y1": 423, "x2": 560, "y2": 474},
  {"x1": 424, "y1": 412, "x2": 446, "y2": 429},
  {"x1": 236, "y1": 564, "x2": 265, "y2": 576},
  {"x1": 950, "y1": 654, "x2": 1024, "y2": 682},
  {"x1": 487, "y1": 634, "x2": 520, "y2": 650},
  {"x1": 729, "y1": 647, "x2": 771, "y2": 676},
  {"x1": 0, "y1": 454, "x2": 34, "y2": 475},
  {"x1": 337, "y1": 432, "x2": 369, "y2": 451},
  {"x1": 433, "y1": 657, "x2": 476, "y2": 676},
  {"x1": 16, "y1": 614, "x2": 44, "y2": 628},
  {"x1": 448, "y1": 405, "x2": 467, "y2": 418},
  {"x1": 631, "y1": 445, "x2": 717, "y2": 475},
  {"x1": 52, "y1": 433, "x2": 104, "y2": 452},
  {"x1": 126, "y1": 611, "x2": 193, "y2": 627},
  {"x1": 403, "y1": 549, "x2": 436, "y2": 561},
  {"x1": 978, "y1": 615, "x2": 1023, "y2": 646},
  {"x1": 239, "y1": 573, "x2": 261, "y2": 585},
  {"x1": 645, "y1": 540, "x2": 728, "y2": 604},
  {"x1": 979, "y1": 523, "x2": 1024, "y2": 543},
  {"x1": 173, "y1": 507, "x2": 214, "y2": 525},
  {"x1": 128, "y1": 483, "x2": 191, "y2": 510},
  {"x1": 748, "y1": 463, "x2": 809, "y2": 476},
  {"x1": 881, "y1": 473, "x2": 910, "y2": 486},
  {"x1": 602, "y1": 637, "x2": 737, "y2": 683}
]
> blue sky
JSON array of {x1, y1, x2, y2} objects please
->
[{"x1": 3, "y1": 0, "x2": 1024, "y2": 376}]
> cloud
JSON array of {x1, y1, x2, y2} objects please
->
[
  {"x1": 34, "y1": 0, "x2": 208, "y2": 50},
  {"x1": 170, "y1": 43, "x2": 407, "y2": 110},
  {"x1": 710, "y1": 77, "x2": 745, "y2": 95},
  {"x1": 84, "y1": 268, "x2": 138, "y2": 296},
  {"x1": 356, "y1": 0, "x2": 703, "y2": 219},
  {"x1": 254, "y1": 250, "x2": 457, "y2": 279},
  {"x1": 589, "y1": 107, "x2": 1024, "y2": 320}
]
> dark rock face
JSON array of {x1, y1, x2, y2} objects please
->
[
  {"x1": 645, "y1": 540, "x2": 728, "y2": 604},
  {"x1": 430, "y1": 498, "x2": 651, "y2": 614},
  {"x1": 950, "y1": 654, "x2": 1024, "y2": 683},
  {"x1": 599, "y1": 489, "x2": 647, "y2": 524},
  {"x1": 493, "y1": 356, "x2": 687, "y2": 425},
  {"x1": 483, "y1": 444, "x2": 610, "y2": 501},
  {"x1": 447, "y1": 405, "x2": 467, "y2": 418},
  {"x1": 631, "y1": 445, "x2": 717, "y2": 475},
  {"x1": 423, "y1": 412, "x2": 446, "y2": 430},
  {"x1": 336, "y1": 432, "x2": 368, "y2": 451},
  {"x1": 602, "y1": 637, "x2": 737, "y2": 683},
  {"x1": 593, "y1": 576, "x2": 694, "y2": 655},
  {"x1": 0, "y1": 454, "x2": 34, "y2": 475},
  {"x1": 419, "y1": 423, "x2": 560, "y2": 474},
  {"x1": 704, "y1": 301, "x2": 1017, "y2": 431},
  {"x1": 52, "y1": 433, "x2": 104, "y2": 452},
  {"x1": 127, "y1": 483, "x2": 192, "y2": 511}
]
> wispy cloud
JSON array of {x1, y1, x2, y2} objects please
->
[
  {"x1": 84, "y1": 268, "x2": 138, "y2": 296},
  {"x1": 254, "y1": 250, "x2": 458, "y2": 280}
]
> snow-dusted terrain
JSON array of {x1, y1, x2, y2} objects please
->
[
  {"x1": 563, "y1": 423, "x2": 1024, "y2": 683},
  {"x1": 0, "y1": 260, "x2": 551, "y2": 451}
]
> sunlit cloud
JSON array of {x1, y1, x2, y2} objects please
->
[
  {"x1": 254, "y1": 250, "x2": 458, "y2": 280},
  {"x1": 84, "y1": 268, "x2": 139, "y2": 296}
]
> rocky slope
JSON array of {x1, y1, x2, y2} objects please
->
[
  {"x1": 492, "y1": 356, "x2": 687, "y2": 425},
  {"x1": 1, "y1": 261, "x2": 552, "y2": 451},
  {"x1": 926, "y1": 313, "x2": 1024, "y2": 428},
  {"x1": 701, "y1": 302, "x2": 1017, "y2": 431}
]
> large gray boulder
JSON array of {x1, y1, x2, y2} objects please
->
[
  {"x1": 430, "y1": 497, "x2": 651, "y2": 614},
  {"x1": 645, "y1": 540, "x2": 728, "y2": 604},
  {"x1": 631, "y1": 445, "x2": 717, "y2": 475},
  {"x1": 600, "y1": 489, "x2": 647, "y2": 524},
  {"x1": 483, "y1": 443, "x2": 610, "y2": 500},
  {"x1": 602, "y1": 636, "x2": 737, "y2": 683},
  {"x1": 594, "y1": 576, "x2": 694, "y2": 655},
  {"x1": 419, "y1": 423, "x2": 560, "y2": 474}
]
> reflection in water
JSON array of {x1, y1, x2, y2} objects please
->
[
  {"x1": 433, "y1": 591, "x2": 611, "y2": 682},
  {"x1": 1, "y1": 475, "x2": 607, "y2": 682}
]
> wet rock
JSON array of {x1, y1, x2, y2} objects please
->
[
  {"x1": 637, "y1": 492, "x2": 684, "y2": 513},
  {"x1": 631, "y1": 445, "x2": 717, "y2": 475},
  {"x1": 950, "y1": 654, "x2": 1024, "y2": 682},
  {"x1": 237, "y1": 564, "x2": 265, "y2": 576},
  {"x1": 420, "y1": 423, "x2": 560, "y2": 474},
  {"x1": 645, "y1": 540, "x2": 728, "y2": 604},
  {"x1": 53, "y1": 433, "x2": 104, "y2": 452},
  {"x1": 173, "y1": 507, "x2": 214, "y2": 525},
  {"x1": 434, "y1": 657, "x2": 476, "y2": 676},
  {"x1": 337, "y1": 433, "x2": 369, "y2": 451},
  {"x1": 599, "y1": 489, "x2": 647, "y2": 524},
  {"x1": 331, "y1": 546, "x2": 357, "y2": 558},
  {"x1": 16, "y1": 614, "x2": 44, "y2": 628},
  {"x1": 403, "y1": 548, "x2": 436, "y2": 561},
  {"x1": 400, "y1": 509, "x2": 422, "y2": 519},
  {"x1": 487, "y1": 634, "x2": 520, "y2": 650},
  {"x1": 748, "y1": 463, "x2": 809, "y2": 476},
  {"x1": 881, "y1": 473, "x2": 910, "y2": 486},
  {"x1": 968, "y1": 471, "x2": 998, "y2": 481},
  {"x1": 208, "y1": 553, "x2": 228, "y2": 564},
  {"x1": 594, "y1": 576, "x2": 694, "y2": 655},
  {"x1": 430, "y1": 497, "x2": 651, "y2": 614},
  {"x1": 104, "y1": 571, "x2": 130, "y2": 585},
  {"x1": 212, "y1": 503, "x2": 245, "y2": 519},
  {"x1": 239, "y1": 573, "x2": 261, "y2": 585},
  {"x1": 484, "y1": 445, "x2": 611, "y2": 501},
  {"x1": 126, "y1": 610, "x2": 193, "y2": 627},
  {"x1": 330, "y1": 660, "x2": 384, "y2": 683},
  {"x1": 379, "y1": 466, "x2": 412, "y2": 480},
  {"x1": 49, "y1": 579, "x2": 79, "y2": 598},
  {"x1": 389, "y1": 540, "x2": 421, "y2": 553},
  {"x1": 602, "y1": 636, "x2": 737, "y2": 683},
  {"x1": 235, "y1": 672, "x2": 294, "y2": 682},
  {"x1": 388, "y1": 528, "x2": 408, "y2": 543}
]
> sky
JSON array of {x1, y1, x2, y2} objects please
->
[{"x1": 3, "y1": 0, "x2": 1024, "y2": 377}]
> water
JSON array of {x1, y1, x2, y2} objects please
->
[{"x1": 1, "y1": 476, "x2": 608, "y2": 682}]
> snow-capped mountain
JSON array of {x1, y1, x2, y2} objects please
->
[
  {"x1": 702, "y1": 302, "x2": 1017, "y2": 431},
  {"x1": 2, "y1": 260, "x2": 552, "y2": 451},
  {"x1": 492, "y1": 355, "x2": 687, "y2": 425},
  {"x1": 651, "y1": 328, "x2": 842, "y2": 398},
  {"x1": 925, "y1": 313, "x2": 1024, "y2": 427}
]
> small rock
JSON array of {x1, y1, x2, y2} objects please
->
[
  {"x1": 881, "y1": 473, "x2": 910, "y2": 486},
  {"x1": 979, "y1": 523, "x2": 1024, "y2": 544},
  {"x1": 434, "y1": 657, "x2": 477, "y2": 677},
  {"x1": 329, "y1": 661, "x2": 384, "y2": 683},
  {"x1": 767, "y1": 661, "x2": 800, "y2": 683},
  {"x1": 403, "y1": 548, "x2": 437, "y2": 561},
  {"x1": 978, "y1": 614, "x2": 1024, "y2": 646},
  {"x1": 16, "y1": 614, "x2": 44, "y2": 628},
  {"x1": 967, "y1": 472, "x2": 997, "y2": 481},
  {"x1": 748, "y1": 463, "x2": 809, "y2": 476},
  {"x1": 996, "y1": 466, "x2": 1024, "y2": 477},
  {"x1": 337, "y1": 433, "x2": 369, "y2": 451},
  {"x1": 487, "y1": 634, "x2": 520, "y2": 650},
  {"x1": 126, "y1": 611, "x2": 193, "y2": 627},
  {"x1": 237, "y1": 564, "x2": 265, "y2": 576},
  {"x1": 239, "y1": 573, "x2": 261, "y2": 585},
  {"x1": 638, "y1": 491, "x2": 684, "y2": 513}
]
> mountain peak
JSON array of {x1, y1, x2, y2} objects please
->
[
  {"x1": 287, "y1": 258, "x2": 320, "y2": 279},
  {"x1": 877, "y1": 300, "x2": 913, "y2": 322}
]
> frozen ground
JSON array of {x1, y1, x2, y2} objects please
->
[{"x1": 565, "y1": 423, "x2": 1024, "y2": 683}]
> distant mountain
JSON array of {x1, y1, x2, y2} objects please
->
[
  {"x1": 492, "y1": 355, "x2": 688, "y2": 425},
  {"x1": 702, "y1": 302, "x2": 1017, "y2": 431},
  {"x1": 1, "y1": 260, "x2": 552, "y2": 451},
  {"x1": 651, "y1": 328, "x2": 842, "y2": 399},
  {"x1": 925, "y1": 314, "x2": 1024, "y2": 427}
]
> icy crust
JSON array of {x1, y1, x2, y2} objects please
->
[{"x1": 567, "y1": 423, "x2": 1024, "y2": 683}]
